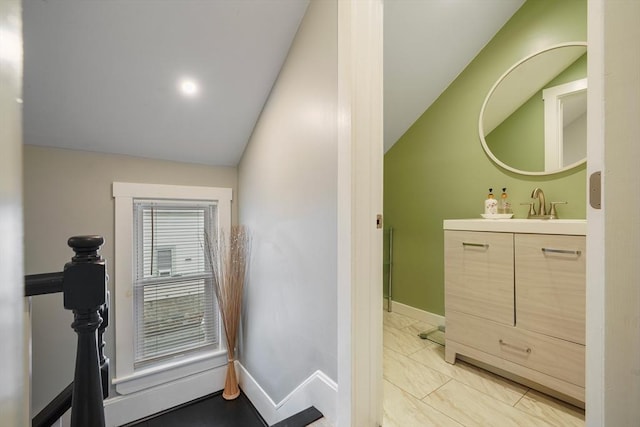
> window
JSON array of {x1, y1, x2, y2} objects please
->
[
  {"x1": 113, "y1": 183, "x2": 232, "y2": 394},
  {"x1": 133, "y1": 201, "x2": 218, "y2": 367},
  {"x1": 156, "y1": 247, "x2": 173, "y2": 277}
]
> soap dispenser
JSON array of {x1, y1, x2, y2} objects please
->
[
  {"x1": 484, "y1": 188, "x2": 498, "y2": 215},
  {"x1": 498, "y1": 187, "x2": 512, "y2": 214}
]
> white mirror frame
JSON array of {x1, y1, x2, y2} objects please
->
[{"x1": 478, "y1": 42, "x2": 588, "y2": 176}]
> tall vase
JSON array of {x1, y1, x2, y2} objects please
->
[{"x1": 222, "y1": 360, "x2": 240, "y2": 400}]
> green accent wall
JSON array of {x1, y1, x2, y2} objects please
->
[{"x1": 383, "y1": 0, "x2": 587, "y2": 316}]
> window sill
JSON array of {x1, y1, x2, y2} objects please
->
[{"x1": 113, "y1": 349, "x2": 228, "y2": 395}]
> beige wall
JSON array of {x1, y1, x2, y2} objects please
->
[{"x1": 23, "y1": 145, "x2": 237, "y2": 413}]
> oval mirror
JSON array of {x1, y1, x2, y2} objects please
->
[{"x1": 479, "y1": 42, "x2": 587, "y2": 175}]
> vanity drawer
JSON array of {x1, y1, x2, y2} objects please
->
[{"x1": 447, "y1": 310, "x2": 585, "y2": 387}]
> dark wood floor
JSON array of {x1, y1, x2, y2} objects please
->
[{"x1": 124, "y1": 391, "x2": 267, "y2": 427}]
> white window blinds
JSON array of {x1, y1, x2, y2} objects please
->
[{"x1": 133, "y1": 201, "x2": 219, "y2": 367}]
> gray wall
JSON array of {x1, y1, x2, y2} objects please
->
[
  {"x1": 23, "y1": 145, "x2": 237, "y2": 414},
  {"x1": 0, "y1": 0, "x2": 27, "y2": 423},
  {"x1": 237, "y1": 0, "x2": 338, "y2": 403}
]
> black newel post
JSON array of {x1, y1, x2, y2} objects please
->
[
  {"x1": 63, "y1": 236, "x2": 107, "y2": 427},
  {"x1": 98, "y1": 290, "x2": 110, "y2": 399}
]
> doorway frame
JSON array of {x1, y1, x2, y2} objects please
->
[{"x1": 337, "y1": 0, "x2": 384, "y2": 426}]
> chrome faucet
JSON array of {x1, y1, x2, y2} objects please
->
[{"x1": 531, "y1": 187, "x2": 547, "y2": 216}]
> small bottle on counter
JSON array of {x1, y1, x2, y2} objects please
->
[
  {"x1": 498, "y1": 187, "x2": 512, "y2": 214},
  {"x1": 484, "y1": 188, "x2": 498, "y2": 215}
]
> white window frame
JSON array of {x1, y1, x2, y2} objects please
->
[{"x1": 112, "y1": 182, "x2": 232, "y2": 395}]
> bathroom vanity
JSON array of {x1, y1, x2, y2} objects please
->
[{"x1": 443, "y1": 219, "x2": 586, "y2": 405}]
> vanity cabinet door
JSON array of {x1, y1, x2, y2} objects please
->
[
  {"x1": 445, "y1": 231, "x2": 514, "y2": 326},
  {"x1": 515, "y1": 234, "x2": 586, "y2": 345}
]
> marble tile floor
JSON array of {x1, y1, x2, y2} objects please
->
[
  {"x1": 383, "y1": 310, "x2": 585, "y2": 427},
  {"x1": 307, "y1": 418, "x2": 333, "y2": 427}
]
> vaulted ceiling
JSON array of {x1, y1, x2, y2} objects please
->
[
  {"x1": 384, "y1": 0, "x2": 524, "y2": 151},
  {"x1": 23, "y1": 0, "x2": 524, "y2": 166}
]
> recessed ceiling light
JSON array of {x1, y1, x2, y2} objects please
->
[{"x1": 178, "y1": 78, "x2": 199, "y2": 97}]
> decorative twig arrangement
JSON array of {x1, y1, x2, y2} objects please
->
[{"x1": 204, "y1": 225, "x2": 251, "y2": 400}]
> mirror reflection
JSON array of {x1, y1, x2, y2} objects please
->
[{"x1": 479, "y1": 43, "x2": 587, "y2": 175}]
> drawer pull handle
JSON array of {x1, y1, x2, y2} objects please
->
[
  {"x1": 462, "y1": 242, "x2": 489, "y2": 248},
  {"x1": 541, "y1": 248, "x2": 582, "y2": 255},
  {"x1": 499, "y1": 339, "x2": 531, "y2": 354}
]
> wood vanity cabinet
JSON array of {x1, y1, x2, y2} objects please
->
[
  {"x1": 444, "y1": 231, "x2": 515, "y2": 326},
  {"x1": 444, "y1": 226, "x2": 586, "y2": 405}
]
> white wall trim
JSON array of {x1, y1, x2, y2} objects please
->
[
  {"x1": 237, "y1": 361, "x2": 337, "y2": 426},
  {"x1": 586, "y1": 0, "x2": 605, "y2": 425},
  {"x1": 112, "y1": 182, "x2": 232, "y2": 201},
  {"x1": 112, "y1": 350, "x2": 228, "y2": 395},
  {"x1": 103, "y1": 364, "x2": 226, "y2": 427},
  {"x1": 384, "y1": 300, "x2": 445, "y2": 328},
  {"x1": 104, "y1": 359, "x2": 338, "y2": 427}
]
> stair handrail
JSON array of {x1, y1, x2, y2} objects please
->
[{"x1": 25, "y1": 271, "x2": 64, "y2": 296}]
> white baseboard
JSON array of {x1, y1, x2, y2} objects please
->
[
  {"x1": 97, "y1": 360, "x2": 337, "y2": 427},
  {"x1": 384, "y1": 299, "x2": 445, "y2": 328},
  {"x1": 237, "y1": 362, "x2": 337, "y2": 426},
  {"x1": 103, "y1": 365, "x2": 226, "y2": 427}
]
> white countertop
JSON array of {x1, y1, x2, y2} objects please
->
[{"x1": 443, "y1": 218, "x2": 587, "y2": 235}]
